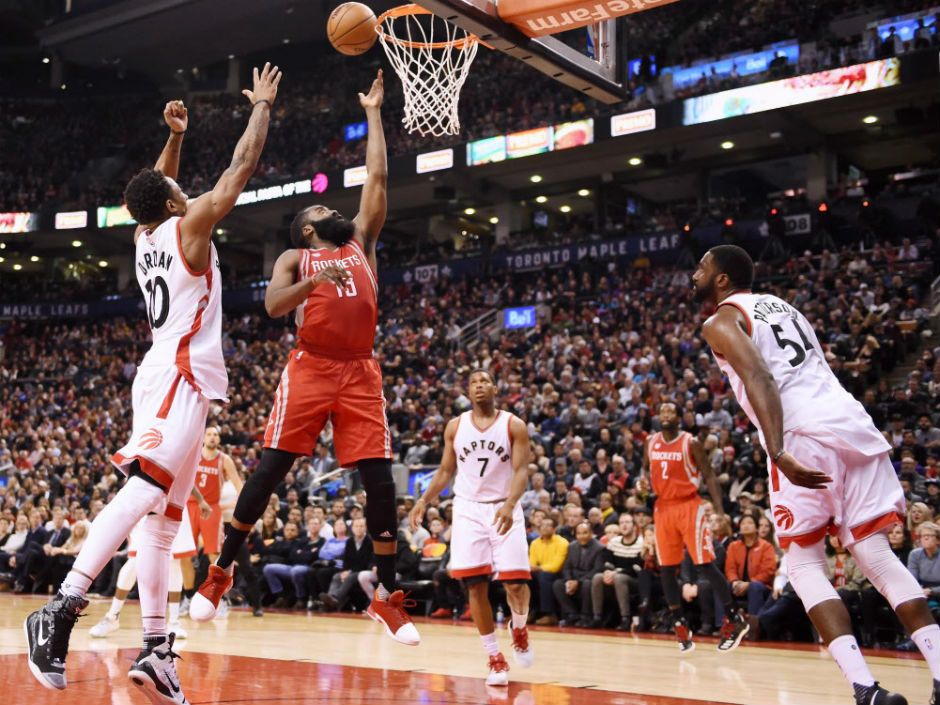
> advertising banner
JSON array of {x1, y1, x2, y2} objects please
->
[{"x1": 0, "y1": 212, "x2": 39, "y2": 233}]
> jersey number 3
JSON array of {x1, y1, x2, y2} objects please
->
[
  {"x1": 145, "y1": 276, "x2": 170, "y2": 329},
  {"x1": 772, "y1": 319, "x2": 813, "y2": 367}
]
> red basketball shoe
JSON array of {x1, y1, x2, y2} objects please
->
[
  {"x1": 189, "y1": 565, "x2": 232, "y2": 622},
  {"x1": 366, "y1": 590, "x2": 420, "y2": 646}
]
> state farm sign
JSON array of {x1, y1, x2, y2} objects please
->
[{"x1": 499, "y1": 0, "x2": 681, "y2": 38}]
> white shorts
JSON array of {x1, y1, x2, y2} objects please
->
[
  {"x1": 449, "y1": 496, "x2": 531, "y2": 581},
  {"x1": 128, "y1": 507, "x2": 197, "y2": 559},
  {"x1": 112, "y1": 365, "x2": 210, "y2": 520},
  {"x1": 769, "y1": 429, "x2": 905, "y2": 550}
]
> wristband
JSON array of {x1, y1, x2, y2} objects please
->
[
  {"x1": 772, "y1": 449, "x2": 786, "y2": 463},
  {"x1": 253, "y1": 99, "x2": 272, "y2": 109},
  {"x1": 171, "y1": 129, "x2": 186, "y2": 135}
]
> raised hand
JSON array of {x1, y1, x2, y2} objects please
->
[
  {"x1": 359, "y1": 69, "x2": 384, "y2": 110},
  {"x1": 242, "y1": 62, "x2": 283, "y2": 106},
  {"x1": 163, "y1": 100, "x2": 188, "y2": 133}
]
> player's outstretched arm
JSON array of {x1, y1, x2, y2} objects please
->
[
  {"x1": 702, "y1": 307, "x2": 831, "y2": 489},
  {"x1": 410, "y1": 418, "x2": 459, "y2": 531},
  {"x1": 181, "y1": 62, "x2": 281, "y2": 249},
  {"x1": 494, "y1": 417, "x2": 531, "y2": 535},
  {"x1": 352, "y1": 70, "x2": 387, "y2": 270},
  {"x1": 264, "y1": 249, "x2": 351, "y2": 318},
  {"x1": 691, "y1": 438, "x2": 725, "y2": 518},
  {"x1": 155, "y1": 100, "x2": 188, "y2": 180}
]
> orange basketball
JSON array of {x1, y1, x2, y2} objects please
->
[{"x1": 327, "y1": 2, "x2": 378, "y2": 56}]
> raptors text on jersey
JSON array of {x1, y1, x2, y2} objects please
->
[{"x1": 453, "y1": 411, "x2": 515, "y2": 503}]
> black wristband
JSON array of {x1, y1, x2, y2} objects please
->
[
  {"x1": 171, "y1": 129, "x2": 186, "y2": 135},
  {"x1": 253, "y1": 99, "x2": 271, "y2": 109}
]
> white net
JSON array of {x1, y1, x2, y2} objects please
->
[{"x1": 376, "y1": 5, "x2": 480, "y2": 137}]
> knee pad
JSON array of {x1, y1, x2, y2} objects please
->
[
  {"x1": 117, "y1": 557, "x2": 138, "y2": 592},
  {"x1": 359, "y1": 459, "x2": 397, "y2": 542},
  {"x1": 786, "y1": 541, "x2": 840, "y2": 612},
  {"x1": 140, "y1": 514, "x2": 179, "y2": 553},
  {"x1": 850, "y1": 531, "x2": 923, "y2": 609}
]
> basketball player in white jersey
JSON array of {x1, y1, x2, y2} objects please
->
[
  {"x1": 694, "y1": 245, "x2": 936, "y2": 705},
  {"x1": 25, "y1": 62, "x2": 281, "y2": 705},
  {"x1": 410, "y1": 370, "x2": 533, "y2": 686}
]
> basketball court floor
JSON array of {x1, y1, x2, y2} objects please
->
[{"x1": 0, "y1": 595, "x2": 928, "y2": 704}]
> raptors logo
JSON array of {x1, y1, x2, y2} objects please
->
[
  {"x1": 774, "y1": 504, "x2": 795, "y2": 531},
  {"x1": 140, "y1": 428, "x2": 164, "y2": 450}
]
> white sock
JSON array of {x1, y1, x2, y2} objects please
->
[
  {"x1": 480, "y1": 632, "x2": 500, "y2": 657},
  {"x1": 64, "y1": 477, "x2": 164, "y2": 598},
  {"x1": 828, "y1": 634, "x2": 875, "y2": 687},
  {"x1": 912, "y1": 625, "x2": 940, "y2": 680},
  {"x1": 511, "y1": 610, "x2": 528, "y2": 629},
  {"x1": 168, "y1": 600, "x2": 180, "y2": 624},
  {"x1": 107, "y1": 597, "x2": 125, "y2": 619},
  {"x1": 137, "y1": 514, "x2": 178, "y2": 637}
]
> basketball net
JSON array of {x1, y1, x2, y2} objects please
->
[{"x1": 376, "y1": 5, "x2": 480, "y2": 137}]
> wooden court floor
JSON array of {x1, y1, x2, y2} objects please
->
[{"x1": 0, "y1": 595, "x2": 930, "y2": 705}]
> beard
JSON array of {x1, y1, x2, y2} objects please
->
[
  {"x1": 315, "y1": 216, "x2": 356, "y2": 247},
  {"x1": 691, "y1": 277, "x2": 716, "y2": 304}
]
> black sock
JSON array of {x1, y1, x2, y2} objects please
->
[
  {"x1": 699, "y1": 561, "x2": 737, "y2": 615},
  {"x1": 374, "y1": 552, "x2": 396, "y2": 594},
  {"x1": 217, "y1": 524, "x2": 250, "y2": 570},
  {"x1": 660, "y1": 565, "x2": 682, "y2": 607}
]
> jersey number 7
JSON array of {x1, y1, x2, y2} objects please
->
[{"x1": 478, "y1": 457, "x2": 489, "y2": 477}]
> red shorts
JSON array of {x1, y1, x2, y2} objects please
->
[
  {"x1": 186, "y1": 501, "x2": 222, "y2": 554},
  {"x1": 263, "y1": 350, "x2": 391, "y2": 466},
  {"x1": 654, "y1": 498, "x2": 716, "y2": 567}
]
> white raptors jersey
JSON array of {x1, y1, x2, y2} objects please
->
[
  {"x1": 453, "y1": 410, "x2": 515, "y2": 502},
  {"x1": 135, "y1": 216, "x2": 228, "y2": 400},
  {"x1": 713, "y1": 292, "x2": 889, "y2": 456}
]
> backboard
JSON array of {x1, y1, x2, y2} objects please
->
[{"x1": 412, "y1": 0, "x2": 679, "y2": 104}]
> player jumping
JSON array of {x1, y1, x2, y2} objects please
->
[
  {"x1": 645, "y1": 401, "x2": 749, "y2": 653},
  {"x1": 410, "y1": 370, "x2": 534, "y2": 685},
  {"x1": 24, "y1": 62, "x2": 280, "y2": 705},
  {"x1": 190, "y1": 70, "x2": 419, "y2": 646},
  {"x1": 695, "y1": 244, "x2": 934, "y2": 705}
]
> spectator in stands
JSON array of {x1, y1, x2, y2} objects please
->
[
  {"x1": 521, "y1": 472, "x2": 550, "y2": 516},
  {"x1": 308, "y1": 518, "x2": 348, "y2": 608},
  {"x1": 908, "y1": 522, "x2": 940, "y2": 603},
  {"x1": 553, "y1": 522, "x2": 604, "y2": 627},
  {"x1": 529, "y1": 517, "x2": 568, "y2": 626},
  {"x1": 592, "y1": 512, "x2": 644, "y2": 630},
  {"x1": 33, "y1": 519, "x2": 88, "y2": 595},
  {"x1": 262, "y1": 521, "x2": 312, "y2": 609},
  {"x1": 0, "y1": 514, "x2": 29, "y2": 578},
  {"x1": 724, "y1": 514, "x2": 778, "y2": 615},
  {"x1": 636, "y1": 525, "x2": 662, "y2": 630},
  {"x1": 320, "y1": 517, "x2": 373, "y2": 612},
  {"x1": 12, "y1": 509, "x2": 49, "y2": 593}
]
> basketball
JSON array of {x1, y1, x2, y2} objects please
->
[{"x1": 327, "y1": 2, "x2": 378, "y2": 56}]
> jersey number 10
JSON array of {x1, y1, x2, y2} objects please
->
[{"x1": 145, "y1": 276, "x2": 170, "y2": 329}]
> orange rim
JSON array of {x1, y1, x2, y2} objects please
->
[{"x1": 376, "y1": 3, "x2": 480, "y2": 50}]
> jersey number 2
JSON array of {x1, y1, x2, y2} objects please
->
[
  {"x1": 145, "y1": 276, "x2": 170, "y2": 329},
  {"x1": 771, "y1": 319, "x2": 813, "y2": 367},
  {"x1": 660, "y1": 461, "x2": 669, "y2": 481}
]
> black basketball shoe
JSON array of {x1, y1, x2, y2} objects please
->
[
  {"x1": 854, "y1": 682, "x2": 908, "y2": 705},
  {"x1": 128, "y1": 633, "x2": 190, "y2": 705},
  {"x1": 24, "y1": 592, "x2": 88, "y2": 690}
]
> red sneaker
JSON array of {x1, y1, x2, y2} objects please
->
[
  {"x1": 510, "y1": 626, "x2": 534, "y2": 668},
  {"x1": 366, "y1": 590, "x2": 420, "y2": 646},
  {"x1": 486, "y1": 653, "x2": 510, "y2": 686},
  {"x1": 459, "y1": 607, "x2": 473, "y2": 621},
  {"x1": 429, "y1": 607, "x2": 452, "y2": 619},
  {"x1": 189, "y1": 565, "x2": 233, "y2": 622}
]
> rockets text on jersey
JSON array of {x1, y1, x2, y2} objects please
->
[
  {"x1": 648, "y1": 431, "x2": 700, "y2": 503},
  {"x1": 295, "y1": 240, "x2": 379, "y2": 358},
  {"x1": 192, "y1": 452, "x2": 223, "y2": 505},
  {"x1": 713, "y1": 292, "x2": 889, "y2": 457},
  {"x1": 453, "y1": 411, "x2": 515, "y2": 503},
  {"x1": 134, "y1": 216, "x2": 228, "y2": 400}
]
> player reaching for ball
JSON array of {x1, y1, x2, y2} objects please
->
[
  {"x1": 410, "y1": 370, "x2": 534, "y2": 686},
  {"x1": 190, "y1": 70, "x2": 420, "y2": 646},
  {"x1": 694, "y1": 244, "x2": 939, "y2": 705}
]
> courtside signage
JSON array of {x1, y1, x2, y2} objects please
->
[
  {"x1": 499, "y1": 0, "x2": 681, "y2": 37},
  {"x1": 416, "y1": 148, "x2": 454, "y2": 174},
  {"x1": 683, "y1": 58, "x2": 901, "y2": 125},
  {"x1": 235, "y1": 178, "x2": 313, "y2": 206},
  {"x1": 344, "y1": 165, "x2": 369, "y2": 188},
  {"x1": 55, "y1": 211, "x2": 88, "y2": 230},
  {"x1": 507, "y1": 127, "x2": 553, "y2": 159},
  {"x1": 611, "y1": 109, "x2": 656, "y2": 137},
  {"x1": 96, "y1": 205, "x2": 135, "y2": 228}
]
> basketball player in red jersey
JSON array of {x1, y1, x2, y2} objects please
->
[
  {"x1": 644, "y1": 402, "x2": 749, "y2": 653},
  {"x1": 192, "y1": 70, "x2": 419, "y2": 646},
  {"x1": 183, "y1": 428, "x2": 242, "y2": 584}
]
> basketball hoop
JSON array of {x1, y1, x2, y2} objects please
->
[{"x1": 375, "y1": 4, "x2": 481, "y2": 137}]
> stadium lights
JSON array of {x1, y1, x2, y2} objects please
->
[
  {"x1": 535, "y1": 196, "x2": 547, "y2": 204},
  {"x1": 628, "y1": 157, "x2": 643, "y2": 166},
  {"x1": 98, "y1": 260, "x2": 108, "y2": 268},
  {"x1": 770, "y1": 208, "x2": 778, "y2": 215},
  {"x1": 818, "y1": 203, "x2": 829, "y2": 213},
  {"x1": 30, "y1": 256, "x2": 39, "y2": 262},
  {"x1": 489, "y1": 216, "x2": 499, "y2": 224},
  {"x1": 42, "y1": 57, "x2": 50, "y2": 64},
  {"x1": 60, "y1": 84, "x2": 66, "y2": 90},
  {"x1": 862, "y1": 115, "x2": 879, "y2": 124},
  {"x1": 682, "y1": 224, "x2": 691, "y2": 233},
  {"x1": 578, "y1": 189, "x2": 590, "y2": 197},
  {"x1": 72, "y1": 240, "x2": 82, "y2": 247},
  {"x1": 560, "y1": 205, "x2": 572, "y2": 213},
  {"x1": 464, "y1": 207, "x2": 476, "y2": 215},
  {"x1": 13, "y1": 264, "x2": 22, "y2": 271},
  {"x1": 724, "y1": 218, "x2": 734, "y2": 227},
  {"x1": 228, "y1": 54, "x2": 235, "y2": 60},
  {"x1": 862, "y1": 199, "x2": 871, "y2": 207},
  {"x1": 0, "y1": 243, "x2": 4, "y2": 249},
  {"x1": 215, "y1": 227, "x2": 225, "y2": 235},
  {"x1": 0, "y1": 257, "x2": 4, "y2": 263},
  {"x1": 720, "y1": 141, "x2": 735, "y2": 150},
  {"x1": 530, "y1": 175, "x2": 543, "y2": 183}
]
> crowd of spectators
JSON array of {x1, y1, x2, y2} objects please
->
[
  {"x1": 3, "y1": 1, "x2": 937, "y2": 212},
  {"x1": 1, "y1": 226, "x2": 937, "y2": 646}
]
